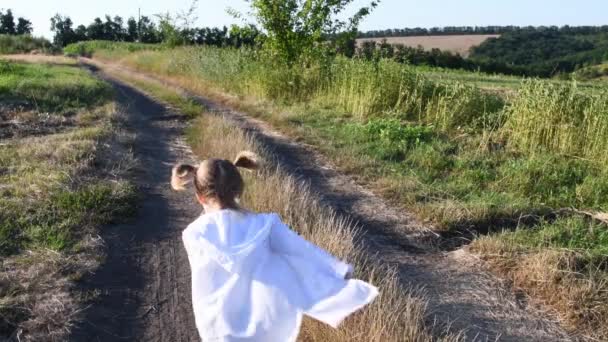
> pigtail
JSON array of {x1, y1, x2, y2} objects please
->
[
  {"x1": 171, "y1": 164, "x2": 198, "y2": 191},
  {"x1": 233, "y1": 151, "x2": 260, "y2": 171}
]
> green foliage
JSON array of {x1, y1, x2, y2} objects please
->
[
  {"x1": 16, "y1": 18, "x2": 33, "y2": 35},
  {"x1": 1, "y1": 182, "x2": 136, "y2": 256},
  {"x1": 86, "y1": 43, "x2": 608, "y2": 232},
  {"x1": 50, "y1": 14, "x2": 78, "y2": 47},
  {"x1": 0, "y1": 9, "x2": 16, "y2": 35},
  {"x1": 0, "y1": 34, "x2": 53, "y2": 54},
  {"x1": 348, "y1": 119, "x2": 434, "y2": 160},
  {"x1": 245, "y1": 0, "x2": 378, "y2": 64},
  {"x1": 574, "y1": 62, "x2": 608, "y2": 80},
  {"x1": 470, "y1": 28, "x2": 608, "y2": 77}
]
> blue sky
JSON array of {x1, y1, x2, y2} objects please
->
[{"x1": 2, "y1": 0, "x2": 607, "y2": 39}]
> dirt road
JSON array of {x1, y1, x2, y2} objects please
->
[
  {"x1": 68, "y1": 67, "x2": 200, "y2": 341},
  {"x1": 69, "y1": 60, "x2": 574, "y2": 342}
]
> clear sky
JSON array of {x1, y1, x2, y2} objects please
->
[{"x1": 2, "y1": 0, "x2": 607, "y2": 39}]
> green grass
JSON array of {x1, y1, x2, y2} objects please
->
[
  {"x1": 64, "y1": 40, "x2": 163, "y2": 59},
  {"x1": 418, "y1": 64, "x2": 606, "y2": 94},
  {"x1": 495, "y1": 217, "x2": 608, "y2": 258},
  {"x1": 284, "y1": 104, "x2": 608, "y2": 229},
  {"x1": 0, "y1": 34, "x2": 55, "y2": 54},
  {"x1": 0, "y1": 119, "x2": 136, "y2": 257},
  {"x1": 0, "y1": 58, "x2": 136, "y2": 339},
  {"x1": 0, "y1": 60, "x2": 113, "y2": 112},
  {"x1": 69, "y1": 42, "x2": 608, "y2": 228}
]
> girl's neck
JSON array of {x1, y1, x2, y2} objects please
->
[{"x1": 203, "y1": 202, "x2": 225, "y2": 213}]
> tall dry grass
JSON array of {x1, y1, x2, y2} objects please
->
[
  {"x1": 186, "y1": 113, "x2": 460, "y2": 342},
  {"x1": 472, "y1": 234, "x2": 608, "y2": 341}
]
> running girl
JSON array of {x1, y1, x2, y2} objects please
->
[{"x1": 172, "y1": 151, "x2": 378, "y2": 342}]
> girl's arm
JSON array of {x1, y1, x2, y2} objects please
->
[{"x1": 269, "y1": 216, "x2": 353, "y2": 279}]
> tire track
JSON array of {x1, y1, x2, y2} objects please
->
[{"x1": 68, "y1": 67, "x2": 200, "y2": 342}]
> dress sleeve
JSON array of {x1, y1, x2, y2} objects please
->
[{"x1": 269, "y1": 215, "x2": 353, "y2": 278}]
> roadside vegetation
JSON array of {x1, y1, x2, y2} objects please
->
[
  {"x1": 69, "y1": 39, "x2": 608, "y2": 340},
  {"x1": 190, "y1": 113, "x2": 462, "y2": 342},
  {"x1": 101, "y1": 66, "x2": 462, "y2": 341},
  {"x1": 0, "y1": 35, "x2": 54, "y2": 54},
  {"x1": 0, "y1": 59, "x2": 136, "y2": 341}
]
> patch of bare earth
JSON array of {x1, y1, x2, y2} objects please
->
[
  {"x1": 84, "y1": 58, "x2": 576, "y2": 341},
  {"x1": 356, "y1": 35, "x2": 499, "y2": 57}
]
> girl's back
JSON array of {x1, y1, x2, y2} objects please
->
[{"x1": 174, "y1": 153, "x2": 377, "y2": 342}]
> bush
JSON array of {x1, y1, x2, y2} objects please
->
[{"x1": 0, "y1": 34, "x2": 55, "y2": 54}]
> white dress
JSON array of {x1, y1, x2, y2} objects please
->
[{"x1": 182, "y1": 209, "x2": 379, "y2": 342}]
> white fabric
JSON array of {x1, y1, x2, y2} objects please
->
[{"x1": 182, "y1": 209, "x2": 379, "y2": 341}]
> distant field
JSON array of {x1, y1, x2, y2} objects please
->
[{"x1": 356, "y1": 34, "x2": 499, "y2": 57}]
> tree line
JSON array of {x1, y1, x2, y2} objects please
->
[
  {"x1": 469, "y1": 29, "x2": 608, "y2": 77},
  {"x1": 355, "y1": 27, "x2": 608, "y2": 78},
  {"x1": 358, "y1": 25, "x2": 608, "y2": 38},
  {"x1": 356, "y1": 40, "x2": 473, "y2": 70},
  {"x1": 0, "y1": 9, "x2": 33, "y2": 35},
  {"x1": 50, "y1": 14, "x2": 262, "y2": 48}
]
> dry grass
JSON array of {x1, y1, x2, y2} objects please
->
[
  {"x1": 0, "y1": 59, "x2": 136, "y2": 341},
  {"x1": 0, "y1": 54, "x2": 77, "y2": 66},
  {"x1": 0, "y1": 236, "x2": 104, "y2": 341},
  {"x1": 356, "y1": 35, "x2": 500, "y2": 57},
  {"x1": 186, "y1": 113, "x2": 461, "y2": 341},
  {"x1": 471, "y1": 236, "x2": 608, "y2": 341}
]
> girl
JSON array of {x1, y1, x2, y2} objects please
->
[{"x1": 172, "y1": 151, "x2": 378, "y2": 342}]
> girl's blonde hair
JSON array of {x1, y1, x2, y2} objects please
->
[{"x1": 171, "y1": 151, "x2": 259, "y2": 209}]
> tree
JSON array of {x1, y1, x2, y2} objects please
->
[
  {"x1": 138, "y1": 16, "x2": 159, "y2": 43},
  {"x1": 103, "y1": 15, "x2": 125, "y2": 41},
  {"x1": 74, "y1": 24, "x2": 88, "y2": 42},
  {"x1": 244, "y1": 0, "x2": 379, "y2": 64},
  {"x1": 0, "y1": 9, "x2": 16, "y2": 35},
  {"x1": 16, "y1": 18, "x2": 32, "y2": 35},
  {"x1": 127, "y1": 17, "x2": 138, "y2": 42},
  {"x1": 50, "y1": 14, "x2": 77, "y2": 47},
  {"x1": 156, "y1": 0, "x2": 199, "y2": 46},
  {"x1": 156, "y1": 12, "x2": 184, "y2": 46},
  {"x1": 87, "y1": 18, "x2": 105, "y2": 40},
  {"x1": 229, "y1": 24, "x2": 261, "y2": 48}
]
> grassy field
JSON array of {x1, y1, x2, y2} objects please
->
[
  {"x1": 69, "y1": 41, "x2": 608, "y2": 340},
  {"x1": 356, "y1": 35, "x2": 499, "y2": 57},
  {"x1": 100, "y1": 65, "x2": 462, "y2": 341},
  {"x1": 0, "y1": 59, "x2": 136, "y2": 340}
]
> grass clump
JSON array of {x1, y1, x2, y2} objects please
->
[
  {"x1": 0, "y1": 59, "x2": 136, "y2": 341},
  {"x1": 471, "y1": 217, "x2": 608, "y2": 340}
]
